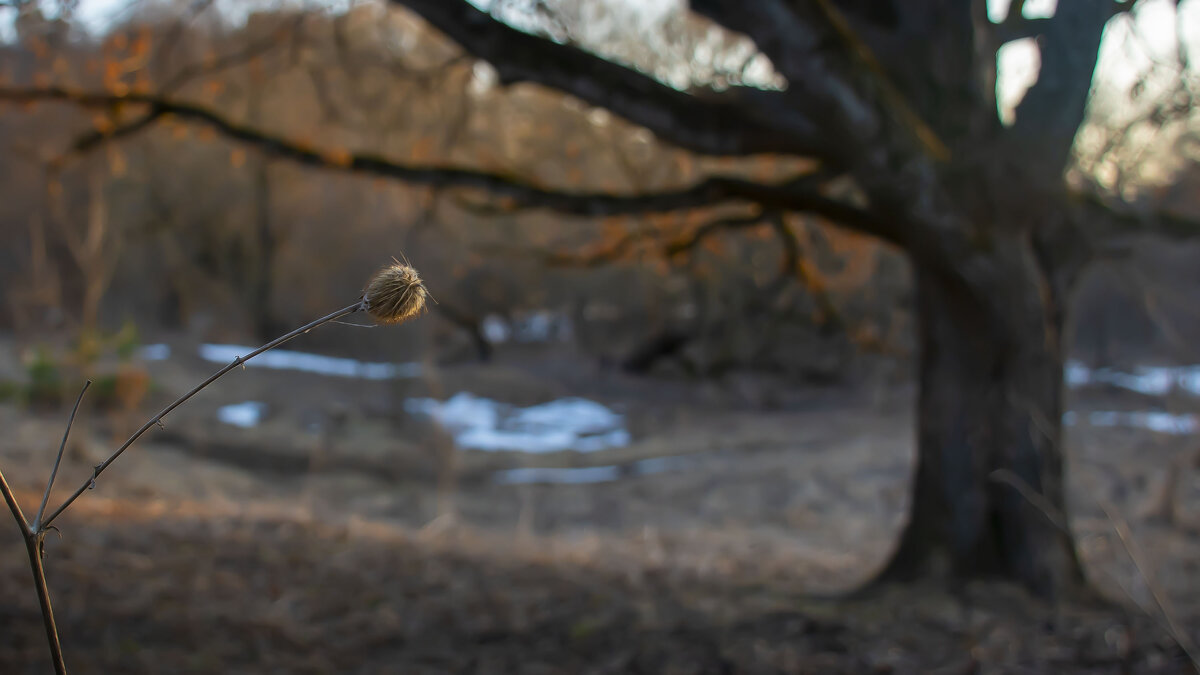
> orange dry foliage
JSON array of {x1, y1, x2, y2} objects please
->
[
  {"x1": 130, "y1": 30, "x2": 152, "y2": 60},
  {"x1": 108, "y1": 147, "x2": 127, "y2": 177},
  {"x1": 821, "y1": 227, "x2": 878, "y2": 292},
  {"x1": 410, "y1": 136, "x2": 436, "y2": 162},
  {"x1": 323, "y1": 148, "x2": 353, "y2": 167},
  {"x1": 92, "y1": 114, "x2": 116, "y2": 135},
  {"x1": 27, "y1": 37, "x2": 48, "y2": 60}
]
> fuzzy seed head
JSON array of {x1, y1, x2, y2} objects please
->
[{"x1": 364, "y1": 262, "x2": 427, "y2": 325}]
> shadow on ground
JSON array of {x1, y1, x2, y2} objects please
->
[{"x1": 1, "y1": 498, "x2": 1191, "y2": 674}]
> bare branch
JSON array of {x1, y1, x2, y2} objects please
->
[
  {"x1": 57, "y1": 18, "x2": 304, "y2": 162},
  {"x1": 39, "y1": 301, "x2": 364, "y2": 529},
  {"x1": 1008, "y1": 2, "x2": 1121, "y2": 181},
  {"x1": 0, "y1": 86, "x2": 898, "y2": 243},
  {"x1": 1, "y1": 467, "x2": 67, "y2": 673},
  {"x1": 537, "y1": 211, "x2": 768, "y2": 268},
  {"x1": 389, "y1": 0, "x2": 826, "y2": 158},
  {"x1": 992, "y1": 17, "x2": 1053, "y2": 44},
  {"x1": 1074, "y1": 190, "x2": 1200, "y2": 242},
  {"x1": 0, "y1": 465, "x2": 32, "y2": 537},
  {"x1": 33, "y1": 380, "x2": 90, "y2": 531}
]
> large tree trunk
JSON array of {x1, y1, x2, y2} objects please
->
[{"x1": 879, "y1": 234, "x2": 1086, "y2": 599}]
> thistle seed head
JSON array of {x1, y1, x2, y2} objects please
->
[{"x1": 363, "y1": 261, "x2": 427, "y2": 325}]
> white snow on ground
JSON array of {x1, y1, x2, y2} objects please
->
[
  {"x1": 1063, "y1": 409, "x2": 1198, "y2": 435},
  {"x1": 404, "y1": 392, "x2": 631, "y2": 453},
  {"x1": 480, "y1": 310, "x2": 573, "y2": 344},
  {"x1": 482, "y1": 316, "x2": 511, "y2": 343},
  {"x1": 200, "y1": 344, "x2": 421, "y2": 380},
  {"x1": 217, "y1": 401, "x2": 267, "y2": 428},
  {"x1": 494, "y1": 466, "x2": 622, "y2": 484},
  {"x1": 1064, "y1": 361, "x2": 1199, "y2": 434},
  {"x1": 1066, "y1": 360, "x2": 1200, "y2": 397}
]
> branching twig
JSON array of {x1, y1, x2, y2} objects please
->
[
  {"x1": 2, "y1": 421, "x2": 73, "y2": 674},
  {"x1": 38, "y1": 300, "x2": 364, "y2": 529},
  {"x1": 3, "y1": 262, "x2": 426, "y2": 671}
]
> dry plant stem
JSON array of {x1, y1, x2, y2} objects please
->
[
  {"x1": 1101, "y1": 503, "x2": 1200, "y2": 670},
  {"x1": 39, "y1": 299, "x2": 363, "y2": 530},
  {"x1": 34, "y1": 380, "x2": 91, "y2": 530},
  {"x1": 23, "y1": 531, "x2": 66, "y2": 675},
  {"x1": 1, "y1": 468, "x2": 67, "y2": 674}
]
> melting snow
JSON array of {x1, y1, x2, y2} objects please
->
[
  {"x1": 482, "y1": 316, "x2": 511, "y2": 343},
  {"x1": 1066, "y1": 360, "x2": 1200, "y2": 397},
  {"x1": 1063, "y1": 409, "x2": 1198, "y2": 435},
  {"x1": 217, "y1": 401, "x2": 267, "y2": 428},
  {"x1": 404, "y1": 392, "x2": 630, "y2": 453},
  {"x1": 200, "y1": 344, "x2": 421, "y2": 380},
  {"x1": 495, "y1": 466, "x2": 622, "y2": 484},
  {"x1": 480, "y1": 311, "x2": 573, "y2": 344}
]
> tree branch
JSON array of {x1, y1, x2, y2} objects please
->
[
  {"x1": 992, "y1": 17, "x2": 1053, "y2": 44},
  {"x1": 536, "y1": 211, "x2": 769, "y2": 268},
  {"x1": 1007, "y1": 2, "x2": 1119, "y2": 182},
  {"x1": 1075, "y1": 190, "x2": 1200, "y2": 243},
  {"x1": 389, "y1": 0, "x2": 827, "y2": 158},
  {"x1": 0, "y1": 86, "x2": 897, "y2": 243}
]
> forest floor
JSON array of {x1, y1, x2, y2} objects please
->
[{"x1": 1, "y1": 337, "x2": 1199, "y2": 673}]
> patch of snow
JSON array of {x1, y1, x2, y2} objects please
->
[
  {"x1": 494, "y1": 465, "x2": 621, "y2": 485},
  {"x1": 200, "y1": 344, "x2": 420, "y2": 380},
  {"x1": 511, "y1": 398, "x2": 623, "y2": 435},
  {"x1": 1086, "y1": 410, "x2": 1198, "y2": 435},
  {"x1": 404, "y1": 392, "x2": 630, "y2": 453},
  {"x1": 479, "y1": 311, "x2": 573, "y2": 345},
  {"x1": 217, "y1": 401, "x2": 266, "y2": 428},
  {"x1": 482, "y1": 315, "x2": 511, "y2": 343},
  {"x1": 1066, "y1": 360, "x2": 1200, "y2": 397}
]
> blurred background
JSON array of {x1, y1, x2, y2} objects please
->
[{"x1": 1, "y1": 0, "x2": 1199, "y2": 672}]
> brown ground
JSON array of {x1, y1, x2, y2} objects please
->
[{"x1": 2, "y1": 340, "x2": 1199, "y2": 673}]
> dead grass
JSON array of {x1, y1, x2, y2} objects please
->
[{"x1": 1, "y1": 490, "x2": 1194, "y2": 674}]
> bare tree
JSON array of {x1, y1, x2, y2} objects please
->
[{"x1": 377, "y1": 0, "x2": 1200, "y2": 600}]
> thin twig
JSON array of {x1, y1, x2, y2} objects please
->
[
  {"x1": 34, "y1": 380, "x2": 91, "y2": 531},
  {"x1": 1101, "y1": 502, "x2": 1200, "y2": 671},
  {"x1": 989, "y1": 468, "x2": 1070, "y2": 533},
  {"x1": 23, "y1": 533, "x2": 66, "y2": 675},
  {"x1": 0, "y1": 466, "x2": 31, "y2": 538},
  {"x1": 38, "y1": 300, "x2": 363, "y2": 530},
  {"x1": 2, "y1": 468, "x2": 67, "y2": 674}
]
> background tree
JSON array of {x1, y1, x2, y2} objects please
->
[{"x1": 380, "y1": 0, "x2": 1200, "y2": 599}]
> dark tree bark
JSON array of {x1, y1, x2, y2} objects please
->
[{"x1": 881, "y1": 236, "x2": 1083, "y2": 598}]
